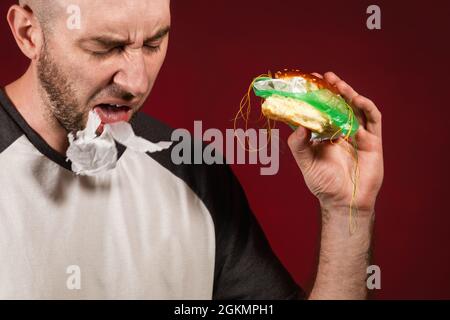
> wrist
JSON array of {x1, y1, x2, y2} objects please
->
[{"x1": 319, "y1": 201, "x2": 376, "y2": 218}]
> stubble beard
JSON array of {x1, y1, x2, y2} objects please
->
[{"x1": 37, "y1": 38, "x2": 86, "y2": 134}]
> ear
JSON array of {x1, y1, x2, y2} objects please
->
[{"x1": 7, "y1": 5, "x2": 44, "y2": 60}]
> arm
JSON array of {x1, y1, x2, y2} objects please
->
[
  {"x1": 287, "y1": 72, "x2": 384, "y2": 299},
  {"x1": 309, "y1": 206, "x2": 374, "y2": 299}
]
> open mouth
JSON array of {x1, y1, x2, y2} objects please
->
[
  {"x1": 93, "y1": 104, "x2": 133, "y2": 133},
  {"x1": 93, "y1": 103, "x2": 132, "y2": 123}
]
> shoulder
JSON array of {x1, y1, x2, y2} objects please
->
[
  {"x1": 130, "y1": 111, "x2": 174, "y2": 142},
  {"x1": 0, "y1": 89, "x2": 24, "y2": 154}
]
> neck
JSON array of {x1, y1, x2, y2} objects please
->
[{"x1": 4, "y1": 65, "x2": 70, "y2": 155}]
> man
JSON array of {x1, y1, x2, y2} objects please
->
[{"x1": 0, "y1": 0, "x2": 384, "y2": 299}]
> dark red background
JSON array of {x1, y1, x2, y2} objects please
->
[{"x1": 1, "y1": 0, "x2": 449, "y2": 299}]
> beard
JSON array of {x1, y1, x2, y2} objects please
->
[{"x1": 37, "y1": 40, "x2": 87, "y2": 133}]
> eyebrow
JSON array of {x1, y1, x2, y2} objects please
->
[{"x1": 81, "y1": 26, "x2": 171, "y2": 48}]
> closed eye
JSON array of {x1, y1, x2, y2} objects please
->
[
  {"x1": 91, "y1": 44, "x2": 160, "y2": 57},
  {"x1": 91, "y1": 46, "x2": 124, "y2": 57},
  {"x1": 144, "y1": 44, "x2": 161, "y2": 53}
]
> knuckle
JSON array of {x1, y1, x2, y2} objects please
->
[
  {"x1": 365, "y1": 97, "x2": 375, "y2": 106},
  {"x1": 358, "y1": 96, "x2": 377, "y2": 110},
  {"x1": 364, "y1": 135, "x2": 382, "y2": 150},
  {"x1": 352, "y1": 94, "x2": 363, "y2": 104},
  {"x1": 336, "y1": 80, "x2": 346, "y2": 88},
  {"x1": 375, "y1": 109, "x2": 382, "y2": 121}
]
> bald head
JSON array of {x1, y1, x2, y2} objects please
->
[
  {"x1": 18, "y1": 0, "x2": 59, "y2": 35},
  {"x1": 18, "y1": 0, "x2": 54, "y2": 10}
]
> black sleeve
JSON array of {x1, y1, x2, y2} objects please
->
[
  {"x1": 204, "y1": 164, "x2": 304, "y2": 300},
  {"x1": 0, "y1": 90, "x2": 26, "y2": 153},
  {"x1": 131, "y1": 112, "x2": 305, "y2": 300}
]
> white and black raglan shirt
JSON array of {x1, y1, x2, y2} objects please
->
[{"x1": 0, "y1": 88, "x2": 303, "y2": 300}]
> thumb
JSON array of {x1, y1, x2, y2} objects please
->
[{"x1": 287, "y1": 126, "x2": 314, "y2": 171}]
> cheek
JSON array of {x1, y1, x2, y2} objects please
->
[
  {"x1": 68, "y1": 65, "x2": 103, "y2": 103},
  {"x1": 71, "y1": 59, "x2": 117, "y2": 102},
  {"x1": 53, "y1": 56, "x2": 98, "y2": 105}
]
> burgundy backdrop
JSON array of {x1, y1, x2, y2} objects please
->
[{"x1": 1, "y1": 0, "x2": 449, "y2": 299}]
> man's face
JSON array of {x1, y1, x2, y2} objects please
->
[{"x1": 37, "y1": 0, "x2": 171, "y2": 133}]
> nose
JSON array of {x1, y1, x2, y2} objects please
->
[{"x1": 113, "y1": 49, "x2": 149, "y2": 98}]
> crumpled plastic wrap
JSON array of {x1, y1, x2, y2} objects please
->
[
  {"x1": 66, "y1": 111, "x2": 172, "y2": 176},
  {"x1": 253, "y1": 76, "x2": 318, "y2": 94}
]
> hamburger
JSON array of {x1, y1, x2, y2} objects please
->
[{"x1": 253, "y1": 70, "x2": 359, "y2": 140}]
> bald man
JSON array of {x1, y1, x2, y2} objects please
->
[{"x1": 0, "y1": 0, "x2": 384, "y2": 299}]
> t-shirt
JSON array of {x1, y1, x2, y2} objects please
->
[{"x1": 0, "y1": 88, "x2": 303, "y2": 300}]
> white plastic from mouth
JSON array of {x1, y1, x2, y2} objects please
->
[{"x1": 66, "y1": 111, "x2": 173, "y2": 176}]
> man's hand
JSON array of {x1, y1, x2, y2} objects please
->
[
  {"x1": 287, "y1": 71, "x2": 384, "y2": 299},
  {"x1": 288, "y1": 71, "x2": 384, "y2": 215}
]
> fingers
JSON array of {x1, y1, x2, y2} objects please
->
[
  {"x1": 304, "y1": 71, "x2": 382, "y2": 138},
  {"x1": 288, "y1": 126, "x2": 314, "y2": 172},
  {"x1": 352, "y1": 95, "x2": 382, "y2": 138},
  {"x1": 354, "y1": 127, "x2": 383, "y2": 153},
  {"x1": 324, "y1": 71, "x2": 341, "y2": 85},
  {"x1": 325, "y1": 72, "x2": 359, "y2": 104},
  {"x1": 324, "y1": 71, "x2": 366, "y2": 128},
  {"x1": 324, "y1": 72, "x2": 382, "y2": 138}
]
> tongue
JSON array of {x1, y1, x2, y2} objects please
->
[{"x1": 93, "y1": 105, "x2": 131, "y2": 124}]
